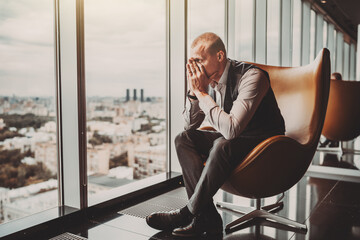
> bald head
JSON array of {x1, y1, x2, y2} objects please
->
[{"x1": 191, "y1": 32, "x2": 226, "y2": 57}]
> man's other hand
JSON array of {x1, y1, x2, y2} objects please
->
[{"x1": 187, "y1": 59, "x2": 210, "y2": 95}]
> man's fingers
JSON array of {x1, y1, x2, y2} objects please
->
[
  {"x1": 192, "y1": 61, "x2": 201, "y2": 73},
  {"x1": 199, "y1": 64, "x2": 206, "y2": 74},
  {"x1": 186, "y1": 64, "x2": 193, "y2": 75},
  {"x1": 189, "y1": 63, "x2": 196, "y2": 75}
]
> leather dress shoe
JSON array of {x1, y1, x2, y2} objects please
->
[
  {"x1": 146, "y1": 209, "x2": 192, "y2": 230},
  {"x1": 172, "y1": 212, "x2": 223, "y2": 237}
]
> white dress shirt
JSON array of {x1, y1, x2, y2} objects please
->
[{"x1": 183, "y1": 60, "x2": 269, "y2": 140}]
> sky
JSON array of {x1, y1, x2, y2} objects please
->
[
  {"x1": 0, "y1": 0, "x2": 54, "y2": 97},
  {"x1": 0, "y1": 0, "x2": 166, "y2": 98},
  {"x1": 0, "y1": 0, "x2": 225, "y2": 98}
]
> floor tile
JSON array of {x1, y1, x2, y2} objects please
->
[
  {"x1": 98, "y1": 214, "x2": 161, "y2": 238},
  {"x1": 293, "y1": 201, "x2": 360, "y2": 240},
  {"x1": 69, "y1": 223, "x2": 153, "y2": 240}
]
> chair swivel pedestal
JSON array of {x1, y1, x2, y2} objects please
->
[{"x1": 216, "y1": 194, "x2": 307, "y2": 232}]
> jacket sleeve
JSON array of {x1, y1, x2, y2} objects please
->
[{"x1": 183, "y1": 96, "x2": 205, "y2": 130}]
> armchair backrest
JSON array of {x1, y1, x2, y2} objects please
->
[{"x1": 247, "y1": 49, "x2": 330, "y2": 146}]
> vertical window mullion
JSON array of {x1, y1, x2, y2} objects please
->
[
  {"x1": 255, "y1": 0, "x2": 267, "y2": 64},
  {"x1": 327, "y1": 23, "x2": 335, "y2": 71},
  {"x1": 315, "y1": 12, "x2": 323, "y2": 56},
  {"x1": 281, "y1": 0, "x2": 292, "y2": 66},
  {"x1": 292, "y1": 0, "x2": 302, "y2": 67},
  {"x1": 301, "y1": 1, "x2": 311, "y2": 66},
  {"x1": 343, "y1": 42, "x2": 350, "y2": 79},
  {"x1": 227, "y1": 0, "x2": 236, "y2": 59},
  {"x1": 335, "y1": 31, "x2": 344, "y2": 73},
  {"x1": 350, "y1": 43, "x2": 356, "y2": 80},
  {"x1": 58, "y1": 0, "x2": 82, "y2": 209},
  {"x1": 169, "y1": 0, "x2": 186, "y2": 173},
  {"x1": 309, "y1": 10, "x2": 316, "y2": 61}
]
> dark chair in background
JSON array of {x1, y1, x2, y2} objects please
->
[{"x1": 319, "y1": 79, "x2": 360, "y2": 156}]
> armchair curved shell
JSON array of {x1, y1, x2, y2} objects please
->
[
  {"x1": 222, "y1": 49, "x2": 330, "y2": 199},
  {"x1": 214, "y1": 49, "x2": 330, "y2": 232}
]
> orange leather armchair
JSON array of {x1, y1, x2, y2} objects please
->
[
  {"x1": 320, "y1": 79, "x2": 360, "y2": 154},
  {"x1": 212, "y1": 49, "x2": 330, "y2": 232}
]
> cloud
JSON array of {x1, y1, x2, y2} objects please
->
[
  {"x1": 84, "y1": 0, "x2": 166, "y2": 97},
  {"x1": 0, "y1": 0, "x2": 167, "y2": 97},
  {"x1": 0, "y1": 0, "x2": 54, "y2": 97},
  {"x1": 0, "y1": 0, "x2": 230, "y2": 98}
]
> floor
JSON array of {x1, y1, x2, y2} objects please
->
[{"x1": 48, "y1": 150, "x2": 360, "y2": 240}]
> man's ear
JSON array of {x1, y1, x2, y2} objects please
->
[{"x1": 217, "y1": 51, "x2": 225, "y2": 62}]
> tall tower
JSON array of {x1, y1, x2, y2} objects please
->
[
  {"x1": 140, "y1": 89, "x2": 144, "y2": 102},
  {"x1": 126, "y1": 89, "x2": 130, "y2": 102},
  {"x1": 133, "y1": 89, "x2": 137, "y2": 101}
]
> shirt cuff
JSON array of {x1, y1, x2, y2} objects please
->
[{"x1": 198, "y1": 94, "x2": 217, "y2": 115}]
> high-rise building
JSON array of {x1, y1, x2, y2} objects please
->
[
  {"x1": 126, "y1": 89, "x2": 130, "y2": 102},
  {"x1": 133, "y1": 89, "x2": 137, "y2": 101},
  {"x1": 140, "y1": 89, "x2": 144, "y2": 102}
]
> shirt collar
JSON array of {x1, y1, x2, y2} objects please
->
[{"x1": 213, "y1": 60, "x2": 230, "y2": 90}]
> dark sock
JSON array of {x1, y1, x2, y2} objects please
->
[{"x1": 180, "y1": 206, "x2": 193, "y2": 217}]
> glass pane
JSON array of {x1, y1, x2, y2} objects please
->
[
  {"x1": 301, "y1": 1, "x2": 311, "y2": 65},
  {"x1": 255, "y1": 0, "x2": 267, "y2": 64},
  {"x1": 281, "y1": 0, "x2": 293, "y2": 66},
  {"x1": 309, "y1": 10, "x2": 316, "y2": 61},
  {"x1": 292, "y1": 0, "x2": 302, "y2": 66},
  {"x1": 188, "y1": 0, "x2": 225, "y2": 49},
  {"x1": 0, "y1": 0, "x2": 57, "y2": 223},
  {"x1": 315, "y1": 13, "x2": 323, "y2": 55},
  {"x1": 343, "y1": 42, "x2": 350, "y2": 80},
  {"x1": 335, "y1": 31, "x2": 344, "y2": 73},
  {"x1": 267, "y1": 0, "x2": 281, "y2": 65},
  {"x1": 235, "y1": 0, "x2": 254, "y2": 61},
  {"x1": 323, "y1": 20, "x2": 328, "y2": 47},
  {"x1": 84, "y1": 0, "x2": 167, "y2": 202},
  {"x1": 350, "y1": 43, "x2": 356, "y2": 80}
]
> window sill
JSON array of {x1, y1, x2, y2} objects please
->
[
  {"x1": 0, "y1": 171, "x2": 182, "y2": 240},
  {"x1": 0, "y1": 205, "x2": 79, "y2": 240}
]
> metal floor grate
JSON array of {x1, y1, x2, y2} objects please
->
[
  {"x1": 118, "y1": 187, "x2": 188, "y2": 218},
  {"x1": 49, "y1": 232, "x2": 87, "y2": 240}
]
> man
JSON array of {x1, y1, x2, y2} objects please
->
[{"x1": 146, "y1": 32, "x2": 285, "y2": 237}]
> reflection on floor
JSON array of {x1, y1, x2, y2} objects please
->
[{"x1": 49, "y1": 150, "x2": 360, "y2": 240}]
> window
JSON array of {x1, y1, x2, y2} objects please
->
[
  {"x1": 343, "y1": 42, "x2": 350, "y2": 79},
  {"x1": 0, "y1": 0, "x2": 57, "y2": 223},
  {"x1": 292, "y1": 0, "x2": 302, "y2": 66},
  {"x1": 84, "y1": 0, "x2": 167, "y2": 203},
  {"x1": 301, "y1": 1, "x2": 311, "y2": 65},
  {"x1": 335, "y1": 31, "x2": 344, "y2": 73},
  {"x1": 267, "y1": 0, "x2": 281, "y2": 65},
  {"x1": 309, "y1": 10, "x2": 316, "y2": 61},
  {"x1": 235, "y1": 0, "x2": 255, "y2": 61},
  {"x1": 350, "y1": 43, "x2": 356, "y2": 80},
  {"x1": 188, "y1": 0, "x2": 225, "y2": 51},
  {"x1": 323, "y1": 20, "x2": 328, "y2": 48},
  {"x1": 326, "y1": 23, "x2": 336, "y2": 71}
]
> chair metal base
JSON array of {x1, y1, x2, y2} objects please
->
[
  {"x1": 317, "y1": 141, "x2": 360, "y2": 156},
  {"x1": 216, "y1": 197, "x2": 307, "y2": 233}
]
